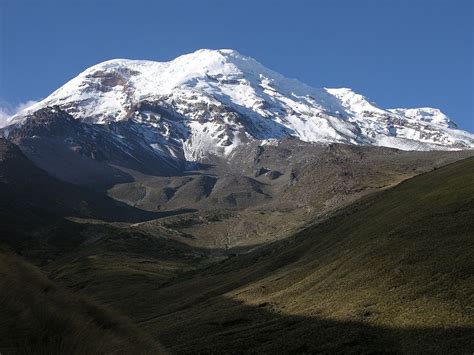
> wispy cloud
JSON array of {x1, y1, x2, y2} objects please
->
[
  {"x1": 0, "y1": 110, "x2": 10, "y2": 128},
  {"x1": 0, "y1": 100, "x2": 39, "y2": 128}
]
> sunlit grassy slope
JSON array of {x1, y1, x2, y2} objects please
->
[{"x1": 135, "y1": 157, "x2": 474, "y2": 353}]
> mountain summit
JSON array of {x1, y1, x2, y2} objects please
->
[{"x1": 4, "y1": 49, "x2": 474, "y2": 162}]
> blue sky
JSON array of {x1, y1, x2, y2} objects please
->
[{"x1": 0, "y1": 0, "x2": 473, "y2": 130}]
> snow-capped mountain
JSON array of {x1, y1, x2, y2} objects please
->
[{"x1": 4, "y1": 49, "x2": 474, "y2": 164}]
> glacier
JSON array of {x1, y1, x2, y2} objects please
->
[{"x1": 6, "y1": 49, "x2": 474, "y2": 161}]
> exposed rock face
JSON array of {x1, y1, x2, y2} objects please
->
[{"x1": 2, "y1": 106, "x2": 187, "y2": 187}]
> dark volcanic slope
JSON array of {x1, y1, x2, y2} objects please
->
[
  {"x1": 0, "y1": 138, "x2": 159, "y2": 221},
  {"x1": 2, "y1": 107, "x2": 186, "y2": 187},
  {"x1": 3, "y1": 107, "x2": 473, "y2": 251},
  {"x1": 0, "y1": 138, "x2": 170, "y2": 251},
  {"x1": 123, "y1": 142, "x2": 473, "y2": 249},
  {"x1": 98, "y1": 157, "x2": 472, "y2": 354}
]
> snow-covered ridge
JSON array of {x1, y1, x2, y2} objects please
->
[
  {"x1": 8, "y1": 49, "x2": 474, "y2": 158},
  {"x1": 388, "y1": 107, "x2": 456, "y2": 128}
]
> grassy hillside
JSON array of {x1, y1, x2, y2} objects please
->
[
  {"x1": 0, "y1": 252, "x2": 166, "y2": 354},
  {"x1": 125, "y1": 157, "x2": 473, "y2": 353},
  {"x1": 2, "y1": 143, "x2": 472, "y2": 353}
]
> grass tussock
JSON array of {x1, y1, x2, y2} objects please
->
[{"x1": 0, "y1": 253, "x2": 165, "y2": 355}]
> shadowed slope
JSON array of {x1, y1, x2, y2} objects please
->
[
  {"x1": 0, "y1": 138, "x2": 163, "y2": 223},
  {"x1": 0, "y1": 253, "x2": 166, "y2": 354}
]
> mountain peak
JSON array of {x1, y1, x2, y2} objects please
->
[
  {"x1": 84, "y1": 48, "x2": 264, "y2": 81},
  {"x1": 6, "y1": 50, "x2": 474, "y2": 156},
  {"x1": 190, "y1": 48, "x2": 244, "y2": 57}
]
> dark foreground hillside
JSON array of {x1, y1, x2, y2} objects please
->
[{"x1": 0, "y1": 252, "x2": 165, "y2": 354}]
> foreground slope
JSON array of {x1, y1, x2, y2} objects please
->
[
  {"x1": 116, "y1": 157, "x2": 473, "y2": 353},
  {"x1": 0, "y1": 252, "x2": 165, "y2": 354}
]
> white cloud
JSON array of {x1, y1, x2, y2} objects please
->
[
  {"x1": 0, "y1": 100, "x2": 39, "y2": 128},
  {"x1": 0, "y1": 110, "x2": 10, "y2": 128}
]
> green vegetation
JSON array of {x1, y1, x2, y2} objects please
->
[
  {"x1": 1, "y1": 137, "x2": 473, "y2": 353},
  {"x1": 131, "y1": 157, "x2": 474, "y2": 353},
  {"x1": 0, "y1": 253, "x2": 165, "y2": 354}
]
